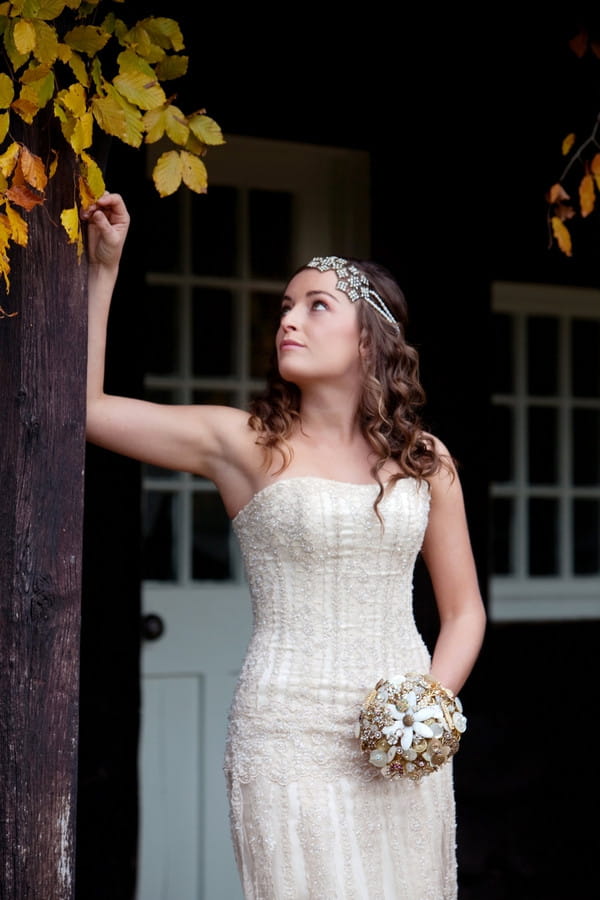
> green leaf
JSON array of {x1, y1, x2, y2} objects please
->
[
  {"x1": 139, "y1": 17, "x2": 184, "y2": 52},
  {"x1": 65, "y1": 24, "x2": 111, "y2": 56},
  {"x1": 117, "y1": 48, "x2": 155, "y2": 78},
  {"x1": 32, "y1": 19, "x2": 59, "y2": 64},
  {"x1": 0, "y1": 72, "x2": 14, "y2": 108},
  {"x1": 155, "y1": 53, "x2": 188, "y2": 81},
  {"x1": 0, "y1": 111, "x2": 9, "y2": 142},
  {"x1": 24, "y1": 0, "x2": 67, "y2": 20},
  {"x1": 4, "y1": 22, "x2": 31, "y2": 71}
]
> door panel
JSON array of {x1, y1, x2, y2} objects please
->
[{"x1": 137, "y1": 587, "x2": 252, "y2": 900}]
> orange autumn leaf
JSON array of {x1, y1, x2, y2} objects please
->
[
  {"x1": 19, "y1": 145, "x2": 48, "y2": 192},
  {"x1": 547, "y1": 182, "x2": 570, "y2": 204},
  {"x1": 590, "y1": 153, "x2": 600, "y2": 191},
  {"x1": 6, "y1": 181, "x2": 44, "y2": 210},
  {"x1": 579, "y1": 172, "x2": 596, "y2": 217},
  {"x1": 561, "y1": 133, "x2": 576, "y2": 155},
  {"x1": 551, "y1": 216, "x2": 573, "y2": 256},
  {"x1": 6, "y1": 163, "x2": 43, "y2": 211}
]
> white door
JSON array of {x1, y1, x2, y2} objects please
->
[{"x1": 136, "y1": 136, "x2": 370, "y2": 900}]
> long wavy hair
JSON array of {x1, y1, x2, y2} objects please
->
[{"x1": 247, "y1": 258, "x2": 448, "y2": 518}]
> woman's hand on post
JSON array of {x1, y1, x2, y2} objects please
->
[{"x1": 82, "y1": 191, "x2": 130, "y2": 269}]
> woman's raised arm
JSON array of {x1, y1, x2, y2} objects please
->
[{"x1": 81, "y1": 193, "x2": 252, "y2": 485}]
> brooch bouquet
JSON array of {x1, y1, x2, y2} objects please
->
[{"x1": 356, "y1": 672, "x2": 467, "y2": 781}]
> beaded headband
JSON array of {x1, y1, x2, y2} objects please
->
[{"x1": 306, "y1": 256, "x2": 399, "y2": 329}]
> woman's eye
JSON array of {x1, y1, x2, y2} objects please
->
[{"x1": 312, "y1": 299, "x2": 328, "y2": 310}]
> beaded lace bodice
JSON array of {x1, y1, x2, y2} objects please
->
[{"x1": 226, "y1": 476, "x2": 432, "y2": 785}]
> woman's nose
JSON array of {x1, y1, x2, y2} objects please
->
[{"x1": 282, "y1": 313, "x2": 298, "y2": 330}]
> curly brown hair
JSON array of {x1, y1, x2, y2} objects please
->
[{"x1": 247, "y1": 258, "x2": 448, "y2": 518}]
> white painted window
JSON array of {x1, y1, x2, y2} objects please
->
[{"x1": 490, "y1": 281, "x2": 600, "y2": 621}]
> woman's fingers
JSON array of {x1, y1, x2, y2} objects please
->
[{"x1": 83, "y1": 191, "x2": 130, "y2": 265}]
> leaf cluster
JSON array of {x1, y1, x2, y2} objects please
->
[
  {"x1": 0, "y1": 0, "x2": 224, "y2": 289},
  {"x1": 547, "y1": 28, "x2": 600, "y2": 257}
]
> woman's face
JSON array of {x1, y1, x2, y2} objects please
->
[{"x1": 275, "y1": 268, "x2": 362, "y2": 388}]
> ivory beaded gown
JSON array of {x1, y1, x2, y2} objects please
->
[{"x1": 224, "y1": 476, "x2": 457, "y2": 900}]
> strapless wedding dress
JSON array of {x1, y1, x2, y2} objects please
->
[{"x1": 224, "y1": 477, "x2": 457, "y2": 899}]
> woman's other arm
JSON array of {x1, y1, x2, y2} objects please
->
[{"x1": 420, "y1": 438, "x2": 487, "y2": 696}]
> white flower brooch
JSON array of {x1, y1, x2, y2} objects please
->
[{"x1": 356, "y1": 672, "x2": 467, "y2": 781}]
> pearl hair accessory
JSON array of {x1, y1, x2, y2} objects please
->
[{"x1": 306, "y1": 256, "x2": 400, "y2": 329}]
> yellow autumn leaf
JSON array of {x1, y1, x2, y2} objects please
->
[
  {"x1": 0, "y1": 218, "x2": 11, "y2": 290},
  {"x1": 4, "y1": 23, "x2": 30, "y2": 71},
  {"x1": 92, "y1": 85, "x2": 143, "y2": 148},
  {"x1": 142, "y1": 106, "x2": 166, "y2": 143},
  {"x1": 152, "y1": 149, "x2": 183, "y2": 196},
  {"x1": 113, "y1": 69, "x2": 166, "y2": 111},
  {"x1": 14, "y1": 19, "x2": 36, "y2": 55},
  {"x1": 579, "y1": 172, "x2": 595, "y2": 217},
  {"x1": 0, "y1": 142, "x2": 21, "y2": 178},
  {"x1": 188, "y1": 113, "x2": 225, "y2": 146},
  {"x1": 80, "y1": 149, "x2": 105, "y2": 199},
  {"x1": 155, "y1": 53, "x2": 188, "y2": 81},
  {"x1": 31, "y1": 19, "x2": 60, "y2": 65},
  {"x1": 122, "y1": 24, "x2": 163, "y2": 64},
  {"x1": 561, "y1": 133, "x2": 576, "y2": 155},
  {"x1": 60, "y1": 205, "x2": 83, "y2": 256},
  {"x1": 0, "y1": 112, "x2": 9, "y2": 143},
  {"x1": 78, "y1": 173, "x2": 96, "y2": 209},
  {"x1": 143, "y1": 103, "x2": 188, "y2": 145},
  {"x1": 116, "y1": 48, "x2": 155, "y2": 78},
  {"x1": 165, "y1": 105, "x2": 190, "y2": 145},
  {"x1": 0, "y1": 73, "x2": 14, "y2": 108},
  {"x1": 6, "y1": 202, "x2": 28, "y2": 246},
  {"x1": 66, "y1": 49, "x2": 89, "y2": 86},
  {"x1": 184, "y1": 131, "x2": 206, "y2": 156},
  {"x1": 551, "y1": 216, "x2": 572, "y2": 256},
  {"x1": 64, "y1": 25, "x2": 110, "y2": 57},
  {"x1": 20, "y1": 69, "x2": 55, "y2": 112},
  {"x1": 56, "y1": 42, "x2": 72, "y2": 62},
  {"x1": 56, "y1": 81, "x2": 87, "y2": 116},
  {"x1": 48, "y1": 148, "x2": 58, "y2": 179},
  {"x1": 181, "y1": 150, "x2": 207, "y2": 194},
  {"x1": 11, "y1": 96, "x2": 39, "y2": 124},
  {"x1": 20, "y1": 62, "x2": 51, "y2": 84},
  {"x1": 64, "y1": 110, "x2": 93, "y2": 153},
  {"x1": 32, "y1": 0, "x2": 69, "y2": 21},
  {"x1": 139, "y1": 17, "x2": 184, "y2": 52}
]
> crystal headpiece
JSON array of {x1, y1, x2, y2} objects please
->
[{"x1": 306, "y1": 256, "x2": 399, "y2": 329}]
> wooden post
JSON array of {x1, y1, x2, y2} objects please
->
[{"x1": 0, "y1": 121, "x2": 87, "y2": 899}]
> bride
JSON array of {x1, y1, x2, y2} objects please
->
[{"x1": 83, "y1": 192, "x2": 486, "y2": 899}]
